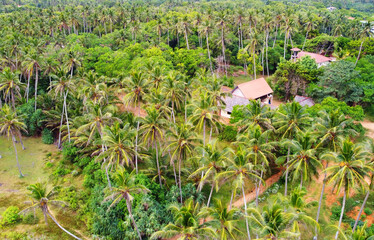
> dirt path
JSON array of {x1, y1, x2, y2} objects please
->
[
  {"x1": 232, "y1": 171, "x2": 283, "y2": 208},
  {"x1": 361, "y1": 120, "x2": 374, "y2": 139}
]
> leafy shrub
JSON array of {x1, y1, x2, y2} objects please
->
[
  {"x1": 0, "y1": 206, "x2": 21, "y2": 227},
  {"x1": 22, "y1": 213, "x2": 39, "y2": 225},
  {"x1": 16, "y1": 100, "x2": 45, "y2": 136},
  {"x1": 41, "y1": 128, "x2": 54, "y2": 144},
  {"x1": 364, "y1": 207, "x2": 373, "y2": 215},
  {"x1": 62, "y1": 142, "x2": 79, "y2": 163},
  {"x1": 53, "y1": 166, "x2": 71, "y2": 177},
  {"x1": 218, "y1": 125, "x2": 238, "y2": 142}
]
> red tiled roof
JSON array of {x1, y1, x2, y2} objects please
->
[
  {"x1": 234, "y1": 78, "x2": 273, "y2": 100},
  {"x1": 297, "y1": 51, "x2": 332, "y2": 64}
]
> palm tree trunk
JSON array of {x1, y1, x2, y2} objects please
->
[
  {"x1": 253, "y1": 52, "x2": 256, "y2": 80},
  {"x1": 335, "y1": 190, "x2": 346, "y2": 240},
  {"x1": 229, "y1": 188, "x2": 235, "y2": 210},
  {"x1": 64, "y1": 91, "x2": 71, "y2": 142},
  {"x1": 355, "y1": 40, "x2": 364, "y2": 66},
  {"x1": 34, "y1": 67, "x2": 38, "y2": 111},
  {"x1": 221, "y1": 26, "x2": 227, "y2": 77},
  {"x1": 46, "y1": 211, "x2": 81, "y2": 240},
  {"x1": 135, "y1": 102, "x2": 140, "y2": 174},
  {"x1": 283, "y1": 31, "x2": 288, "y2": 59},
  {"x1": 58, "y1": 99, "x2": 65, "y2": 149},
  {"x1": 273, "y1": 24, "x2": 278, "y2": 48},
  {"x1": 11, "y1": 131, "x2": 23, "y2": 177},
  {"x1": 314, "y1": 162, "x2": 328, "y2": 240},
  {"x1": 125, "y1": 199, "x2": 142, "y2": 240},
  {"x1": 206, "y1": 33, "x2": 213, "y2": 74},
  {"x1": 26, "y1": 72, "x2": 30, "y2": 102},
  {"x1": 184, "y1": 27, "x2": 189, "y2": 50},
  {"x1": 184, "y1": 97, "x2": 187, "y2": 123},
  {"x1": 207, "y1": 181, "x2": 214, "y2": 207},
  {"x1": 352, "y1": 190, "x2": 370, "y2": 232},
  {"x1": 178, "y1": 154, "x2": 183, "y2": 203},
  {"x1": 105, "y1": 164, "x2": 112, "y2": 188},
  {"x1": 302, "y1": 31, "x2": 308, "y2": 51},
  {"x1": 70, "y1": 65, "x2": 74, "y2": 78},
  {"x1": 171, "y1": 101, "x2": 176, "y2": 123},
  {"x1": 242, "y1": 185, "x2": 251, "y2": 240},
  {"x1": 17, "y1": 131, "x2": 25, "y2": 150},
  {"x1": 125, "y1": 199, "x2": 142, "y2": 239},
  {"x1": 284, "y1": 146, "x2": 290, "y2": 196},
  {"x1": 266, "y1": 31, "x2": 270, "y2": 77},
  {"x1": 154, "y1": 141, "x2": 162, "y2": 188}
]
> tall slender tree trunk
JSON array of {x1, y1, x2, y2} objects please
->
[
  {"x1": 26, "y1": 73, "x2": 30, "y2": 102},
  {"x1": 184, "y1": 97, "x2": 187, "y2": 123},
  {"x1": 58, "y1": 100, "x2": 65, "y2": 149},
  {"x1": 171, "y1": 101, "x2": 176, "y2": 123},
  {"x1": 314, "y1": 162, "x2": 328, "y2": 240},
  {"x1": 135, "y1": 102, "x2": 140, "y2": 174},
  {"x1": 206, "y1": 33, "x2": 213, "y2": 74},
  {"x1": 34, "y1": 67, "x2": 38, "y2": 111},
  {"x1": 17, "y1": 131, "x2": 25, "y2": 150},
  {"x1": 284, "y1": 146, "x2": 290, "y2": 196},
  {"x1": 64, "y1": 91, "x2": 71, "y2": 142},
  {"x1": 105, "y1": 164, "x2": 112, "y2": 188},
  {"x1": 11, "y1": 131, "x2": 23, "y2": 177},
  {"x1": 355, "y1": 40, "x2": 364, "y2": 66},
  {"x1": 184, "y1": 27, "x2": 189, "y2": 50},
  {"x1": 283, "y1": 31, "x2": 288, "y2": 59},
  {"x1": 242, "y1": 185, "x2": 251, "y2": 240},
  {"x1": 207, "y1": 181, "x2": 214, "y2": 207},
  {"x1": 253, "y1": 51, "x2": 256, "y2": 80},
  {"x1": 302, "y1": 31, "x2": 309, "y2": 51},
  {"x1": 335, "y1": 190, "x2": 346, "y2": 240},
  {"x1": 126, "y1": 198, "x2": 142, "y2": 240},
  {"x1": 46, "y1": 211, "x2": 81, "y2": 240},
  {"x1": 221, "y1": 26, "x2": 227, "y2": 77},
  {"x1": 352, "y1": 190, "x2": 370, "y2": 232},
  {"x1": 273, "y1": 24, "x2": 278, "y2": 48},
  {"x1": 178, "y1": 154, "x2": 183, "y2": 203},
  {"x1": 229, "y1": 188, "x2": 235, "y2": 210},
  {"x1": 266, "y1": 31, "x2": 270, "y2": 77},
  {"x1": 154, "y1": 141, "x2": 162, "y2": 187}
]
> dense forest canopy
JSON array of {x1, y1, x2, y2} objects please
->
[{"x1": 0, "y1": 0, "x2": 373, "y2": 239}]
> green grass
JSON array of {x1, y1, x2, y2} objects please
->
[{"x1": 0, "y1": 136, "x2": 87, "y2": 240}]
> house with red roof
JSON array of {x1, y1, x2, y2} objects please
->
[{"x1": 291, "y1": 48, "x2": 334, "y2": 68}]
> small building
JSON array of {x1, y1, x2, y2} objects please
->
[
  {"x1": 291, "y1": 48, "x2": 334, "y2": 68},
  {"x1": 327, "y1": 6, "x2": 336, "y2": 11},
  {"x1": 294, "y1": 95, "x2": 315, "y2": 107},
  {"x1": 221, "y1": 78, "x2": 274, "y2": 118}
]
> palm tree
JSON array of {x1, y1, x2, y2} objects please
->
[
  {"x1": 235, "y1": 99, "x2": 273, "y2": 131},
  {"x1": 104, "y1": 168, "x2": 149, "y2": 240},
  {"x1": 0, "y1": 68, "x2": 24, "y2": 111},
  {"x1": 23, "y1": 51, "x2": 42, "y2": 110},
  {"x1": 355, "y1": 22, "x2": 373, "y2": 66},
  {"x1": 202, "y1": 199, "x2": 242, "y2": 239},
  {"x1": 216, "y1": 11, "x2": 228, "y2": 76},
  {"x1": 151, "y1": 198, "x2": 217, "y2": 240},
  {"x1": 189, "y1": 141, "x2": 230, "y2": 207},
  {"x1": 180, "y1": 15, "x2": 190, "y2": 50},
  {"x1": 236, "y1": 126, "x2": 275, "y2": 206},
  {"x1": 283, "y1": 131, "x2": 322, "y2": 188},
  {"x1": 274, "y1": 101, "x2": 311, "y2": 196},
  {"x1": 0, "y1": 104, "x2": 26, "y2": 177},
  {"x1": 325, "y1": 138, "x2": 372, "y2": 240},
  {"x1": 216, "y1": 147, "x2": 262, "y2": 240},
  {"x1": 64, "y1": 50, "x2": 81, "y2": 78},
  {"x1": 140, "y1": 107, "x2": 167, "y2": 187},
  {"x1": 161, "y1": 71, "x2": 184, "y2": 123},
  {"x1": 20, "y1": 183, "x2": 81, "y2": 239},
  {"x1": 167, "y1": 123, "x2": 199, "y2": 202},
  {"x1": 200, "y1": 20, "x2": 214, "y2": 74},
  {"x1": 50, "y1": 73, "x2": 74, "y2": 146},
  {"x1": 121, "y1": 71, "x2": 150, "y2": 173}
]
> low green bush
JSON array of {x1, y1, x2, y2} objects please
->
[
  {"x1": 364, "y1": 207, "x2": 372, "y2": 215},
  {"x1": 0, "y1": 206, "x2": 21, "y2": 227},
  {"x1": 22, "y1": 213, "x2": 39, "y2": 225},
  {"x1": 41, "y1": 128, "x2": 54, "y2": 144}
]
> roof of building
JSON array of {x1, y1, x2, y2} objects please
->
[
  {"x1": 291, "y1": 47, "x2": 301, "y2": 51},
  {"x1": 223, "y1": 95, "x2": 250, "y2": 113},
  {"x1": 233, "y1": 78, "x2": 273, "y2": 100},
  {"x1": 347, "y1": 16, "x2": 355, "y2": 20},
  {"x1": 297, "y1": 51, "x2": 333, "y2": 64},
  {"x1": 294, "y1": 95, "x2": 315, "y2": 107}
]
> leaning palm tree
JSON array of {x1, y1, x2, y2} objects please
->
[
  {"x1": 202, "y1": 199, "x2": 242, "y2": 240},
  {"x1": 324, "y1": 138, "x2": 372, "y2": 240},
  {"x1": 104, "y1": 168, "x2": 149, "y2": 240},
  {"x1": 151, "y1": 198, "x2": 217, "y2": 240},
  {"x1": 20, "y1": 182, "x2": 81, "y2": 239},
  {"x1": 0, "y1": 104, "x2": 26, "y2": 177},
  {"x1": 0, "y1": 68, "x2": 24, "y2": 111}
]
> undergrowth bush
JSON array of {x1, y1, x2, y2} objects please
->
[{"x1": 0, "y1": 206, "x2": 21, "y2": 228}]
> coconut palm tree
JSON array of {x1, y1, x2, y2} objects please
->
[
  {"x1": 150, "y1": 198, "x2": 217, "y2": 240},
  {"x1": 324, "y1": 138, "x2": 372, "y2": 240},
  {"x1": 121, "y1": 71, "x2": 150, "y2": 173},
  {"x1": 355, "y1": 22, "x2": 373, "y2": 66},
  {"x1": 104, "y1": 168, "x2": 149, "y2": 240},
  {"x1": 0, "y1": 68, "x2": 24, "y2": 111},
  {"x1": 20, "y1": 183, "x2": 81, "y2": 239},
  {"x1": 139, "y1": 107, "x2": 167, "y2": 187},
  {"x1": 235, "y1": 99, "x2": 273, "y2": 131},
  {"x1": 202, "y1": 199, "x2": 242, "y2": 240},
  {"x1": 167, "y1": 123, "x2": 199, "y2": 202},
  {"x1": 199, "y1": 20, "x2": 214, "y2": 74},
  {"x1": 216, "y1": 147, "x2": 263, "y2": 240},
  {"x1": 0, "y1": 104, "x2": 26, "y2": 177},
  {"x1": 161, "y1": 71, "x2": 184, "y2": 123},
  {"x1": 189, "y1": 141, "x2": 230, "y2": 207},
  {"x1": 274, "y1": 102, "x2": 311, "y2": 196},
  {"x1": 23, "y1": 51, "x2": 42, "y2": 110}
]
